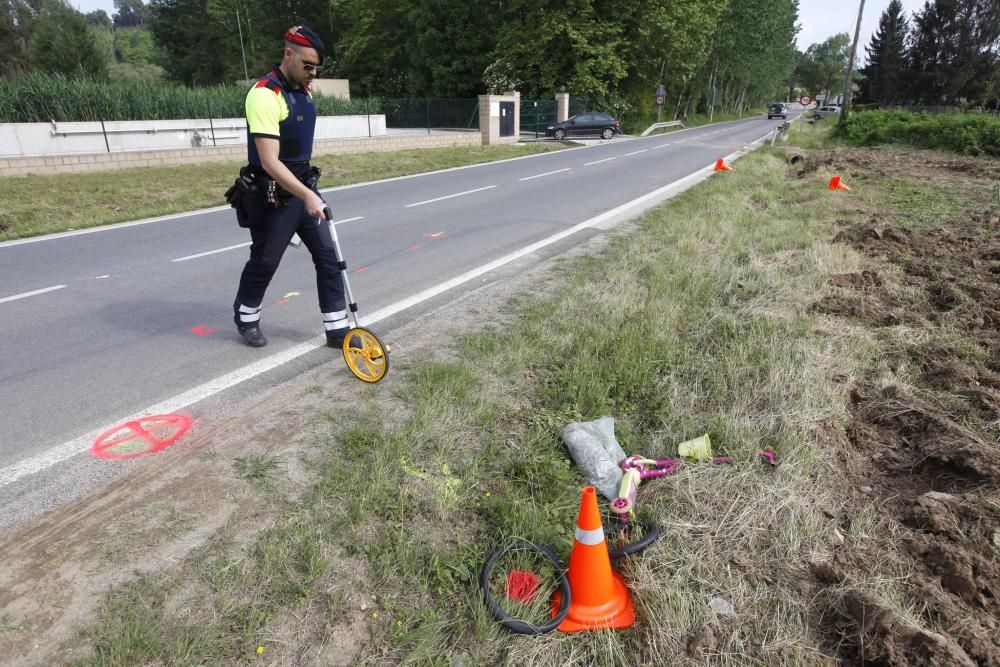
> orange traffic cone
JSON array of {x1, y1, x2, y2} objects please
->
[
  {"x1": 551, "y1": 487, "x2": 635, "y2": 632},
  {"x1": 714, "y1": 158, "x2": 733, "y2": 172},
  {"x1": 828, "y1": 175, "x2": 851, "y2": 191}
]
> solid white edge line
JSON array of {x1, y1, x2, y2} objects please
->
[
  {"x1": 171, "y1": 242, "x2": 252, "y2": 263},
  {"x1": 0, "y1": 127, "x2": 774, "y2": 488},
  {"x1": 519, "y1": 168, "x2": 571, "y2": 182},
  {"x1": 405, "y1": 185, "x2": 496, "y2": 208},
  {"x1": 584, "y1": 157, "x2": 615, "y2": 166},
  {"x1": 0, "y1": 284, "x2": 67, "y2": 304}
]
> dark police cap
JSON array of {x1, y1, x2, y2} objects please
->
[{"x1": 284, "y1": 25, "x2": 325, "y2": 61}]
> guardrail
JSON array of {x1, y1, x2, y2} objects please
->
[{"x1": 640, "y1": 121, "x2": 686, "y2": 137}]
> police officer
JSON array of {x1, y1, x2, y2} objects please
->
[{"x1": 232, "y1": 25, "x2": 353, "y2": 349}]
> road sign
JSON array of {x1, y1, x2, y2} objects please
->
[
  {"x1": 655, "y1": 95, "x2": 665, "y2": 106},
  {"x1": 799, "y1": 95, "x2": 812, "y2": 106}
]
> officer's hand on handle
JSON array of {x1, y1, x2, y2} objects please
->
[
  {"x1": 322, "y1": 206, "x2": 333, "y2": 221},
  {"x1": 305, "y1": 191, "x2": 326, "y2": 219}
]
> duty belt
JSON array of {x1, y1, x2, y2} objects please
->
[{"x1": 243, "y1": 163, "x2": 322, "y2": 207}]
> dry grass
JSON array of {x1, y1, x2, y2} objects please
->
[{"x1": 64, "y1": 140, "x2": 993, "y2": 665}]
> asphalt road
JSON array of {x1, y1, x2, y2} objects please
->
[{"x1": 0, "y1": 114, "x2": 789, "y2": 501}]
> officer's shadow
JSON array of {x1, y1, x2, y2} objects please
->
[{"x1": 93, "y1": 299, "x2": 306, "y2": 348}]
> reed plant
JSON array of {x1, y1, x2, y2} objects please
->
[{"x1": 0, "y1": 73, "x2": 376, "y2": 122}]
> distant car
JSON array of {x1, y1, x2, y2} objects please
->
[
  {"x1": 767, "y1": 103, "x2": 787, "y2": 119},
  {"x1": 813, "y1": 105, "x2": 841, "y2": 120},
  {"x1": 545, "y1": 113, "x2": 621, "y2": 140}
]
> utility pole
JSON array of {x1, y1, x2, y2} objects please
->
[
  {"x1": 839, "y1": 0, "x2": 865, "y2": 125},
  {"x1": 236, "y1": 4, "x2": 250, "y2": 83}
]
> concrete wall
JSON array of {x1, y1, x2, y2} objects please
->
[
  {"x1": 310, "y1": 79, "x2": 350, "y2": 100},
  {"x1": 0, "y1": 131, "x2": 480, "y2": 178},
  {"x1": 0, "y1": 115, "x2": 388, "y2": 157}
]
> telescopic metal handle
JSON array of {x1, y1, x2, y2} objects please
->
[{"x1": 321, "y1": 205, "x2": 360, "y2": 330}]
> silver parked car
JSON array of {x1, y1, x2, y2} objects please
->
[{"x1": 812, "y1": 105, "x2": 841, "y2": 120}]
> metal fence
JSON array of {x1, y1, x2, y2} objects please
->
[
  {"x1": 519, "y1": 97, "x2": 589, "y2": 137},
  {"x1": 378, "y1": 98, "x2": 480, "y2": 132}
]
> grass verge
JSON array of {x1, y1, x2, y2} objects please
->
[
  {"x1": 0, "y1": 143, "x2": 563, "y2": 241},
  {"x1": 64, "y1": 132, "x2": 997, "y2": 665}
]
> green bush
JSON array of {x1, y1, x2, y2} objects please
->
[
  {"x1": 835, "y1": 109, "x2": 1000, "y2": 156},
  {"x1": 0, "y1": 73, "x2": 377, "y2": 122}
]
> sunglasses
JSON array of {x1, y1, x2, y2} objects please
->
[{"x1": 302, "y1": 62, "x2": 323, "y2": 74}]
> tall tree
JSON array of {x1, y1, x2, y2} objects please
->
[
  {"x1": 28, "y1": 0, "x2": 108, "y2": 78},
  {"x1": 489, "y1": 0, "x2": 628, "y2": 107},
  {"x1": 113, "y1": 0, "x2": 147, "y2": 28},
  {"x1": 858, "y1": 0, "x2": 909, "y2": 104},
  {"x1": 799, "y1": 33, "x2": 852, "y2": 103},
  {"x1": 619, "y1": 0, "x2": 730, "y2": 121},
  {"x1": 909, "y1": 0, "x2": 1000, "y2": 104},
  {"x1": 148, "y1": 0, "x2": 227, "y2": 84},
  {"x1": 699, "y1": 0, "x2": 798, "y2": 115}
]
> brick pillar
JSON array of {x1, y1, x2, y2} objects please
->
[{"x1": 556, "y1": 92, "x2": 569, "y2": 123}]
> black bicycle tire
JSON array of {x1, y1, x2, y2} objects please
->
[
  {"x1": 607, "y1": 520, "x2": 662, "y2": 559},
  {"x1": 478, "y1": 539, "x2": 571, "y2": 635}
]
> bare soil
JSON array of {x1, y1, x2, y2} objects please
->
[{"x1": 804, "y1": 148, "x2": 1000, "y2": 666}]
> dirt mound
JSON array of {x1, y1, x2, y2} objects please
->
[
  {"x1": 807, "y1": 152, "x2": 1000, "y2": 665},
  {"x1": 788, "y1": 146, "x2": 1000, "y2": 183}
]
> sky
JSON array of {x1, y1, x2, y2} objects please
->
[
  {"x1": 796, "y1": 0, "x2": 927, "y2": 52},
  {"x1": 72, "y1": 0, "x2": 929, "y2": 62}
]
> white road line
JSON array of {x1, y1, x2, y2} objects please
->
[
  {"x1": 0, "y1": 284, "x2": 67, "y2": 304},
  {"x1": 0, "y1": 128, "x2": 777, "y2": 489},
  {"x1": 171, "y1": 242, "x2": 252, "y2": 263},
  {"x1": 405, "y1": 185, "x2": 497, "y2": 208},
  {"x1": 654, "y1": 143, "x2": 672, "y2": 149},
  {"x1": 332, "y1": 216, "x2": 365, "y2": 225},
  {"x1": 624, "y1": 150, "x2": 648, "y2": 156},
  {"x1": 519, "y1": 168, "x2": 571, "y2": 181},
  {"x1": 584, "y1": 157, "x2": 616, "y2": 166}
]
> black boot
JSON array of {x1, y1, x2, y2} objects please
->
[
  {"x1": 235, "y1": 318, "x2": 267, "y2": 347},
  {"x1": 326, "y1": 327, "x2": 362, "y2": 349}
]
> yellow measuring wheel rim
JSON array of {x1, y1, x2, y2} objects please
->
[{"x1": 342, "y1": 327, "x2": 388, "y2": 383}]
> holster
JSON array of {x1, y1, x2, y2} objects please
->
[
  {"x1": 224, "y1": 166, "x2": 264, "y2": 228},
  {"x1": 225, "y1": 164, "x2": 321, "y2": 227}
]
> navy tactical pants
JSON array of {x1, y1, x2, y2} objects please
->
[{"x1": 233, "y1": 193, "x2": 349, "y2": 334}]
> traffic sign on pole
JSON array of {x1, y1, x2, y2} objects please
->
[{"x1": 799, "y1": 95, "x2": 812, "y2": 107}]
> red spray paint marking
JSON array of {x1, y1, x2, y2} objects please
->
[
  {"x1": 353, "y1": 266, "x2": 368, "y2": 273},
  {"x1": 506, "y1": 570, "x2": 540, "y2": 602},
  {"x1": 92, "y1": 414, "x2": 192, "y2": 460},
  {"x1": 408, "y1": 244, "x2": 421, "y2": 252},
  {"x1": 191, "y1": 325, "x2": 218, "y2": 335}
]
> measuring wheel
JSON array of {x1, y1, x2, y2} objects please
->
[
  {"x1": 342, "y1": 326, "x2": 389, "y2": 383},
  {"x1": 321, "y1": 206, "x2": 390, "y2": 383}
]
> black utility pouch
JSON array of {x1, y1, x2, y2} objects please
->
[
  {"x1": 225, "y1": 166, "x2": 264, "y2": 228},
  {"x1": 305, "y1": 165, "x2": 322, "y2": 191}
]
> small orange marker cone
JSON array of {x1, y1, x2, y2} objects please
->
[
  {"x1": 551, "y1": 487, "x2": 635, "y2": 632},
  {"x1": 828, "y1": 175, "x2": 851, "y2": 191},
  {"x1": 714, "y1": 159, "x2": 733, "y2": 172}
]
